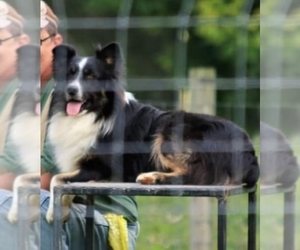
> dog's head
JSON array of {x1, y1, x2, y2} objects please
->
[
  {"x1": 52, "y1": 42, "x2": 125, "y2": 117},
  {"x1": 15, "y1": 44, "x2": 40, "y2": 116}
]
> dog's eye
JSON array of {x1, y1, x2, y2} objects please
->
[
  {"x1": 86, "y1": 74, "x2": 96, "y2": 80},
  {"x1": 68, "y1": 66, "x2": 76, "y2": 75}
]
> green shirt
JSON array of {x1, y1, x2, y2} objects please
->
[
  {"x1": 41, "y1": 80, "x2": 138, "y2": 223},
  {"x1": 41, "y1": 79, "x2": 57, "y2": 173},
  {"x1": 0, "y1": 79, "x2": 19, "y2": 114},
  {"x1": 0, "y1": 79, "x2": 25, "y2": 174}
]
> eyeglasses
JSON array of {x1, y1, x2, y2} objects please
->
[
  {"x1": 0, "y1": 34, "x2": 21, "y2": 46},
  {"x1": 40, "y1": 34, "x2": 56, "y2": 45}
]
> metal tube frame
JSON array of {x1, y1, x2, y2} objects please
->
[
  {"x1": 248, "y1": 190, "x2": 257, "y2": 250},
  {"x1": 217, "y1": 198, "x2": 227, "y2": 250},
  {"x1": 283, "y1": 190, "x2": 295, "y2": 250},
  {"x1": 85, "y1": 195, "x2": 95, "y2": 250},
  {"x1": 52, "y1": 184, "x2": 257, "y2": 250}
]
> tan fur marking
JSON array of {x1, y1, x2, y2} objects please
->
[
  {"x1": 106, "y1": 57, "x2": 113, "y2": 65},
  {"x1": 101, "y1": 90, "x2": 106, "y2": 98},
  {"x1": 152, "y1": 135, "x2": 189, "y2": 175}
]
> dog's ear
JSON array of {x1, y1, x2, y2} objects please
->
[
  {"x1": 16, "y1": 44, "x2": 40, "y2": 83},
  {"x1": 52, "y1": 44, "x2": 76, "y2": 82},
  {"x1": 96, "y1": 42, "x2": 123, "y2": 75}
]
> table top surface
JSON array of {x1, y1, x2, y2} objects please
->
[
  {"x1": 260, "y1": 184, "x2": 295, "y2": 195},
  {"x1": 53, "y1": 182, "x2": 257, "y2": 198}
]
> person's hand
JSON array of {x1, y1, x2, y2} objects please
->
[
  {"x1": 0, "y1": 172, "x2": 16, "y2": 190},
  {"x1": 41, "y1": 172, "x2": 52, "y2": 190}
]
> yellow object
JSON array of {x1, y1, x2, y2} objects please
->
[{"x1": 104, "y1": 213, "x2": 128, "y2": 250}]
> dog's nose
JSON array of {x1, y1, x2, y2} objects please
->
[{"x1": 67, "y1": 86, "x2": 78, "y2": 96}]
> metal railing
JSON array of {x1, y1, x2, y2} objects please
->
[{"x1": 51, "y1": 183, "x2": 257, "y2": 250}]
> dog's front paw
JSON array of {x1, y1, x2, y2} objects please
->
[
  {"x1": 46, "y1": 203, "x2": 71, "y2": 223},
  {"x1": 136, "y1": 172, "x2": 161, "y2": 184},
  {"x1": 46, "y1": 205, "x2": 54, "y2": 223},
  {"x1": 7, "y1": 206, "x2": 18, "y2": 223},
  {"x1": 61, "y1": 205, "x2": 71, "y2": 222}
]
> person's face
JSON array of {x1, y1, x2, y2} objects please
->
[
  {"x1": 40, "y1": 28, "x2": 62, "y2": 85},
  {"x1": 0, "y1": 28, "x2": 29, "y2": 84}
]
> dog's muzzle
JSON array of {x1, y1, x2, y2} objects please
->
[{"x1": 66, "y1": 85, "x2": 82, "y2": 101}]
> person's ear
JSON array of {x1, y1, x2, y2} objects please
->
[
  {"x1": 53, "y1": 33, "x2": 63, "y2": 46},
  {"x1": 17, "y1": 33, "x2": 30, "y2": 46}
]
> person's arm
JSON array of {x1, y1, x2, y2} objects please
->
[
  {"x1": 0, "y1": 172, "x2": 16, "y2": 190},
  {"x1": 41, "y1": 171, "x2": 52, "y2": 191}
]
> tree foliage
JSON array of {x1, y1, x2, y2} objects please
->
[{"x1": 46, "y1": 0, "x2": 260, "y2": 134}]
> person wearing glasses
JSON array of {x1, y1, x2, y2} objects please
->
[
  {"x1": 0, "y1": 0, "x2": 30, "y2": 199},
  {"x1": 40, "y1": 1, "x2": 139, "y2": 250},
  {"x1": 0, "y1": 1, "x2": 34, "y2": 249}
]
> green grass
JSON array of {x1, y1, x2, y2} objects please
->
[
  {"x1": 260, "y1": 136, "x2": 300, "y2": 250},
  {"x1": 135, "y1": 135, "x2": 300, "y2": 249},
  {"x1": 136, "y1": 197, "x2": 190, "y2": 250},
  {"x1": 260, "y1": 184, "x2": 300, "y2": 250},
  {"x1": 136, "y1": 195, "x2": 252, "y2": 249}
]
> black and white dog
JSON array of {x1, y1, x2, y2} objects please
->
[
  {"x1": 7, "y1": 44, "x2": 40, "y2": 223},
  {"x1": 46, "y1": 42, "x2": 259, "y2": 222}
]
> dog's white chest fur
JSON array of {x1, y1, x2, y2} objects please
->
[
  {"x1": 48, "y1": 112, "x2": 106, "y2": 173},
  {"x1": 9, "y1": 113, "x2": 40, "y2": 173}
]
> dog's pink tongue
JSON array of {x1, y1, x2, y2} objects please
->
[
  {"x1": 35, "y1": 103, "x2": 40, "y2": 116},
  {"x1": 66, "y1": 102, "x2": 83, "y2": 116}
]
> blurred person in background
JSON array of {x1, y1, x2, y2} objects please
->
[
  {"x1": 0, "y1": 0, "x2": 30, "y2": 187},
  {"x1": 0, "y1": 1, "x2": 35, "y2": 249},
  {"x1": 40, "y1": 1, "x2": 139, "y2": 249}
]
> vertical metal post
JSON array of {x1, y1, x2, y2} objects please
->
[
  {"x1": 283, "y1": 189, "x2": 295, "y2": 250},
  {"x1": 18, "y1": 188, "x2": 29, "y2": 250},
  {"x1": 53, "y1": 188, "x2": 63, "y2": 250},
  {"x1": 217, "y1": 198, "x2": 227, "y2": 250},
  {"x1": 248, "y1": 190, "x2": 257, "y2": 250},
  {"x1": 234, "y1": 0, "x2": 255, "y2": 128},
  {"x1": 175, "y1": 0, "x2": 195, "y2": 110},
  {"x1": 85, "y1": 195, "x2": 95, "y2": 250}
]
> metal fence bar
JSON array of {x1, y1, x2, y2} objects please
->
[
  {"x1": 116, "y1": 0, "x2": 133, "y2": 68},
  {"x1": 18, "y1": 190, "x2": 30, "y2": 250},
  {"x1": 260, "y1": 184, "x2": 297, "y2": 250},
  {"x1": 58, "y1": 16, "x2": 260, "y2": 30},
  {"x1": 85, "y1": 195, "x2": 95, "y2": 250},
  {"x1": 217, "y1": 198, "x2": 227, "y2": 250},
  {"x1": 248, "y1": 190, "x2": 257, "y2": 250},
  {"x1": 126, "y1": 78, "x2": 260, "y2": 91},
  {"x1": 17, "y1": 186, "x2": 39, "y2": 250},
  {"x1": 53, "y1": 188, "x2": 63, "y2": 250},
  {"x1": 283, "y1": 189, "x2": 296, "y2": 250},
  {"x1": 53, "y1": 0, "x2": 68, "y2": 42},
  {"x1": 174, "y1": 0, "x2": 195, "y2": 109},
  {"x1": 233, "y1": 0, "x2": 255, "y2": 128}
]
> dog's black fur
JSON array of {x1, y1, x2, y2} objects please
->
[
  {"x1": 11, "y1": 44, "x2": 40, "y2": 119},
  {"x1": 48, "y1": 42, "x2": 259, "y2": 187}
]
